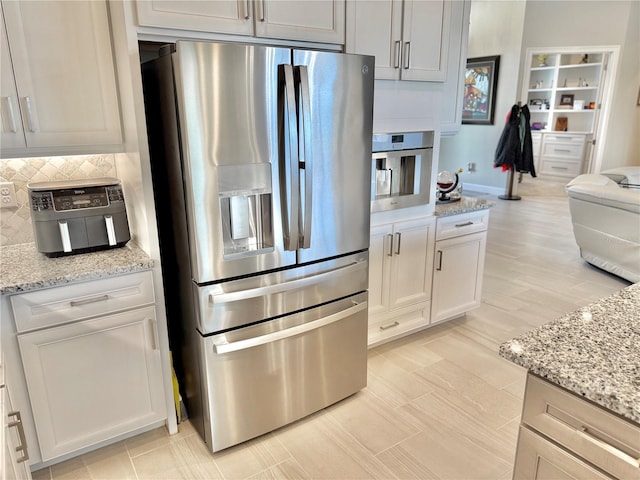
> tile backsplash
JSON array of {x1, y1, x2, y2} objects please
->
[{"x1": 0, "y1": 155, "x2": 117, "y2": 246}]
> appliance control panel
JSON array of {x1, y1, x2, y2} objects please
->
[{"x1": 29, "y1": 184, "x2": 124, "y2": 211}]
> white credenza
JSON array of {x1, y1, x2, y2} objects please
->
[{"x1": 8, "y1": 271, "x2": 166, "y2": 464}]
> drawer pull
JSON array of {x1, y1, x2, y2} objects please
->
[
  {"x1": 8, "y1": 411, "x2": 29, "y2": 463},
  {"x1": 553, "y1": 148, "x2": 572, "y2": 153},
  {"x1": 578, "y1": 426, "x2": 640, "y2": 468},
  {"x1": 379, "y1": 321, "x2": 399, "y2": 331},
  {"x1": 455, "y1": 221, "x2": 474, "y2": 228},
  {"x1": 70, "y1": 294, "x2": 109, "y2": 307},
  {"x1": 551, "y1": 166, "x2": 569, "y2": 170}
]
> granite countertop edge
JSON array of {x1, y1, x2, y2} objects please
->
[
  {"x1": 499, "y1": 283, "x2": 640, "y2": 425},
  {"x1": 434, "y1": 196, "x2": 495, "y2": 217},
  {"x1": 1, "y1": 242, "x2": 154, "y2": 295}
]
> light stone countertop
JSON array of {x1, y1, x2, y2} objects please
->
[
  {"x1": 499, "y1": 283, "x2": 640, "y2": 424},
  {"x1": 434, "y1": 196, "x2": 495, "y2": 217},
  {"x1": 0, "y1": 242, "x2": 154, "y2": 295}
]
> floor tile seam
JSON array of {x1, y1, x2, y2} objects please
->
[
  {"x1": 366, "y1": 364, "x2": 437, "y2": 401},
  {"x1": 125, "y1": 429, "x2": 200, "y2": 460},
  {"x1": 247, "y1": 457, "x2": 312, "y2": 480}
]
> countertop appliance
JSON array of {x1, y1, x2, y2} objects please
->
[
  {"x1": 142, "y1": 41, "x2": 374, "y2": 452},
  {"x1": 371, "y1": 131, "x2": 434, "y2": 212},
  {"x1": 27, "y1": 178, "x2": 130, "y2": 257}
]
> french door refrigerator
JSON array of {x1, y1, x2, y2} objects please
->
[{"x1": 142, "y1": 41, "x2": 374, "y2": 452}]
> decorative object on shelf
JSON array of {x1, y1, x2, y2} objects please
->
[
  {"x1": 573, "y1": 100, "x2": 585, "y2": 110},
  {"x1": 537, "y1": 54, "x2": 548, "y2": 67},
  {"x1": 462, "y1": 55, "x2": 500, "y2": 125},
  {"x1": 436, "y1": 168, "x2": 463, "y2": 204},
  {"x1": 589, "y1": 101, "x2": 596, "y2": 109},
  {"x1": 560, "y1": 94, "x2": 574, "y2": 107},
  {"x1": 494, "y1": 103, "x2": 536, "y2": 201},
  {"x1": 580, "y1": 53, "x2": 589, "y2": 64},
  {"x1": 555, "y1": 116, "x2": 568, "y2": 131}
]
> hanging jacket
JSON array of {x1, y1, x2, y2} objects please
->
[{"x1": 494, "y1": 104, "x2": 536, "y2": 177}]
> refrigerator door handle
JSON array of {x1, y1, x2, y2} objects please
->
[
  {"x1": 213, "y1": 301, "x2": 367, "y2": 354},
  {"x1": 283, "y1": 64, "x2": 300, "y2": 251},
  {"x1": 297, "y1": 65, "x2": 313, "y2": 249},
  {"x1": 208, "y1": 260, "x2": 367, "y2": 304}
]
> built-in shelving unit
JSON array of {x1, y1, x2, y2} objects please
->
[
  {"x1": 520, "y1": 47, "x2": 618, "y2": 178},
  {"x1": 523, "y1": 52, "x2": 605, "y2": 134}
]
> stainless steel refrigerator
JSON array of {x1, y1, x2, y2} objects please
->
[{"x1": 142, "y1": 41, "x2": 374, "y2": 452}]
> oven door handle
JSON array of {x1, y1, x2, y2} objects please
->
[
  {"x1": 213, "y1": 300, "x2": 367, "y2": 354},
  {"x1": 208, "y1": 260, "x2": 366, "y2": 304}
]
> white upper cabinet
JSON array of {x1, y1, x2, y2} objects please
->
[
  {"x1": 0, "y1": 0, "x2": 122, "y2": 157},
  {"x1": 135, "y1": 0, "x2": 345, "y2": 45},
  {"x1": 346, "y1": 0, "x2": 451, "y2": 82}
]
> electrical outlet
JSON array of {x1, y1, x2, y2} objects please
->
[{"x1": 0, "y1": 182, "x2": 18, "y2": 208}]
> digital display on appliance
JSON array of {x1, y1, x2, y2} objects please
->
[
  {"x1": 391, "y1": 134, "x2": 404, "y2": 144},
  {"x1": 52, "y1": 187, "x2": 109, "y2": 211}
]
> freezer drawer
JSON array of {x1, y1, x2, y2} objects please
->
[{"x1": 199, "y1": 292, "x2": 368, "y2": 452}]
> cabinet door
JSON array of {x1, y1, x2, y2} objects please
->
[
  {"x1": 135, "y1": 0, "x2": 253, "y2": 35},
  {"x1": 2, "y1": 0, "x2": 122, "y2": 151},
  {"x1": 0, "y1": 9, "x2": 26, "y2": 151},
  {"x1": 2, "y1": 385, "x2": 32, "y2": 480},
  {"x1": 400, "y1": 0, "x2": 450, "y2": 82},
  {"x1": 257, "y1": 0, "x2": 345, "y2": 44},
  {"x1": 432, "y1": 231, "x2": 486, "y2": 323},
  {"x1": 388, "y1": 217, "x2": 435, "y2": 311},
  {"x1": 368, "y1": 223, "x2": 393, "y2": 317},
  {"x1": 17, "y1": 306, "x2": 165, "y2": 461},
  {"x1": 345, "y1": 0, "x2": 402, "y2": 80}
]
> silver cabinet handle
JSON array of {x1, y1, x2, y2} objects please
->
[
  {"x1": 23, "y1": 96, "x2": 36, "y2": 132},
  {"x1": 387, "y1": 233, "x2": 394, "y2": 257},
  {"x1": 551, "y1": 166, "x2": 569, "y2": 170},
  {"x1": 213, "y1": 301, "x2": 367, "y2": 354},
  {"x1": 379, "y1": 321, "x2": 399, "y2": 331},
  {"x1": 257, "y1": 0, "x2": 265, "y2": 21},
  {"x1": 395, "y1": 232, "x2": 402, "y2": 255},
  {"x1": 243, "y1": 0, "x2": 250, "y2": 19},
  {"x1": 208, "y1": 260, "x2": 366, "y2": 304},
  {"x1": 2, "y1": 96, "x2": 18, "y2": 132},
  {"x1": 8, "y1": 410, "x2": 29, "y2": 463},
  {"x1": 394, "y1": 41, "x2": 401, "y2": 69},
  {"x1": 58, "y1": 220, "x2": 72, "y2": 252},
  {"x1": 148, "y1": 318, "x2": 158, "y2": 350},
  {"x1": 282, "y1": 64, "x2": 300, "y2": 251},
  {"x1": 297, "y1": 65, "x2": 313, "y2": 249},
  {"x1": 104, "y1": 214, "x2": 117, "y2": 246},
  {"x1": 578, "y1": 426, "x2": 640, "y2": 468},
  {"x1": 553, "y1": 148, "x2": 572, "y2": 153},
  {"x1": 70, "y1": 294, "x2": 109, "y2": 307},
  {"x1": 455, "y1": 221, "x2": 473, "y2": 228},
  {"x1": 403, "y1": 42, "x2": 411, "y2": 69},
  {"x1": 436, "y1": 250, "x2": 443, "y2": 271}
]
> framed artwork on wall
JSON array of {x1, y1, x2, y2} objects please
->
[{"x1": 462, "y1": 55, "x2": 500, "y2": 125}]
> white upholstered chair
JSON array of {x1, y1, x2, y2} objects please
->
[{"x1": 566, "y1": 167, "x2": 640, "y2": 283}]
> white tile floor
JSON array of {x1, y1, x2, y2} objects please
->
[{"x1": 32, "y1": 178, "x2": 630, "y2": 479}]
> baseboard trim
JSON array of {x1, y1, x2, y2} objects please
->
[{"x1": 463, "y1": 183, "x2": 503, "y2": 196}]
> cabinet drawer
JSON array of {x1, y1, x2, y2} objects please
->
[
  {"x1": 514, "y1": 425, "x2": 613, "y2": 480},
  {"x1": 540, "y1": 159, "x2": 583, "y2": 177},
  {"x1": 436, "y1": 210, "x2": 489, "y2": 241},
  {"x1": 542, "y1": 141, "x2": 585, "y2": 159},
  {"x1": 11, "y1": 271, "x2": 155, "y2": 332},
  {"x1": 542, "y1": 134, "x2": 587, "y2": 144},
  {"x1": 522, "y1": 374, "x2": 640, "y2": 480},
  {"x1": 368, "y1": 303, "x2": 429, "y2": 348}
]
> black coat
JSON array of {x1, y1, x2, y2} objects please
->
[{"x1": 494, "y1": 104, "x2": 536, "y2": 177}]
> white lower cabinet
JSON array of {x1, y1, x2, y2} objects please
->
[
  {"x1": 2, "y1": 382, "x2": 32, "y2": 480},
  {"x1": 431, "y1": 211, "x2": 488, "y2": 323},
  {"x1": 368, "y1": 216, "x2": 435, "y2": 346},
  {"x1": 514, "y1": 374, "x2": 640, "y2": 480},
  {"x1": 11, "y1": 271, "x2": 166, "y2": 462}
]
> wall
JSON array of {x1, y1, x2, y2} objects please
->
[
  {"x1": 439, "y1": 0, "x2": 527, "y2": 194},
  {"x1": 440, "y1": 0, "x2": 640, "y2": 192}
]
